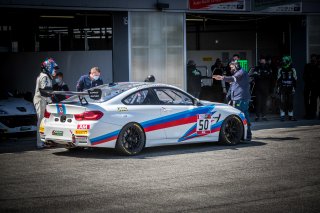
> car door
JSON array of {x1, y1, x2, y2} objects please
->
[
  {"x1": 152, "y1": 87, "x2": 198, "y2": 140},
  {"x1": 122, "y1": 88, "x2": 165, "y2": 141}
]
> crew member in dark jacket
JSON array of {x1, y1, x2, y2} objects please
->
[
  {"x1": 252, "y1": 57, "x2": 273, "y2": 121},
  {"x1": 187, "y1": 60, "x2": 202, "y2": 98},
  {"x1": 303, "y1": 54, "x2": 318, "y2": 119},
  {"x1": 76, "y1": 67, "x2": 103, "y2": 92},
  {"x1": 52, "y1": 72, "x2": 69, "y2": 103},
  {"x1": 213, "y1": 61, "x2": 252, "y2": 141}
]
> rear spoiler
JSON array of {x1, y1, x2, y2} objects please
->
[{"x1": 40, "y1": 88, "x2": 102, "y2": 105}]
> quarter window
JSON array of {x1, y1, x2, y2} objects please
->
[
  {"x1": 123, "y1": 89, "x2": 154, "y2": 105},
  {"x1": 154, "y1": 88, "x2": 193, "y2": 105}
]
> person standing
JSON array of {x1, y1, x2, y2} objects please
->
[
  {"x1": 310, "y1": 55, "x2": 320, "y2": 119},
  {"x1": 252, "y1": 57, "x2": 273, "y2": 121},
  {"x1": 33, "y1": 58, "x2": 59, "y2": 148},
  {"x1": 212, "y1": 61, "x2": 252, "y2": 141},
  {"x1": 187, "y1": 60, "x2": 202, "y2": 98},
  {"x1": 52, "y1": 72, "x2": 69, "y2": 103},
  {"x1": 211, "y1": 58, "x2": 227, "y2": 102},
  {"x1": 277, "y1": 56, "x2": 297, "y2": 121},
  {"x1": 303, "y1": 54, "x2": 317, "y2": 119},
  {"x1": 76, "y1": 67, "x2": 103, "y2": 92}
]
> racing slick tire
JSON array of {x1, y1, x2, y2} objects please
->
[
  {"x1": 116, "y1": 123, "x2": 146, "y2": 156},
  {"x1": 219, "y1": 115, "x2": 243, "y2": 145}
]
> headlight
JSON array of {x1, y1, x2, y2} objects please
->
[{"x1": 0, "y1": 109, "x2": 8, "y2": 115}]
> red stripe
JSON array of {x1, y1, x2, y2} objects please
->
[
  {"x1": 91, "y1": 135, "x2": 117, "y2": 145},
  {"x1": 211, "y1": 127, "x2": 221, "y2": 133},
  {"x1": 144, "y1": 116, "x2": 197, "y2": 132}
]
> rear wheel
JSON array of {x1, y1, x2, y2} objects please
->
[
  {"x1": 219, "y1": 115, "x2": 243, "y2": 145},
  {"x1": 116, "y1": 123, "x2": 145, "y2": 155}
]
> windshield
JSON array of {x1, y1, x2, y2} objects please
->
[{"x1": 63, "y1": 82, "x2": 147, "y2": 103}]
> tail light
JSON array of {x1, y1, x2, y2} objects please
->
[
  {"x1": 44, "y1": 109, "x2": 51, "y2": 118},
  {"x1": 74, "y1": 111, "x2": 104, "y2": 121}
]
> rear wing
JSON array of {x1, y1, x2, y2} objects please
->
[{"x1": 40, "y1": 88, "x2": 102, "y2": 105}]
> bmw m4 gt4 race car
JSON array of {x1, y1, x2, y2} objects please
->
[{"x1": 41, "y1": 82, "x2": 248, "y2": 155}]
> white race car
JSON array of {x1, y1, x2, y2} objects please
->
[
  {"x1": 0, "y1": 91, "x2": 37, "y2": 135},
  {"x1": 41, "y1": 82, "x2": 248, "y2": 155}
]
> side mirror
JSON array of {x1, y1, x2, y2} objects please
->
[{"x1": 194, "y1": 98, "x2": 201, "y2": 106}]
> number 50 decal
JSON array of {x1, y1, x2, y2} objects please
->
[
  {"x1": 196, "y1": 114, "x2": 212, "y2": 134},
  {"x1": 196, "y1": 113, "x2": 221, "y2": 135}
]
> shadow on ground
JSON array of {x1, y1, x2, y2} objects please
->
[{"x1": 52, "y1": 141, "x2": 266, "y2": 160}]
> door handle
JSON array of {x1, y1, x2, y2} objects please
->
[{"x1": 162, "y1": 107, "x2": 172, "y2": 112}]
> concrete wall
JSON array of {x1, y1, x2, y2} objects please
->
[{"x1": 0, "y1": 51, "x2": 112, "y2": 94}]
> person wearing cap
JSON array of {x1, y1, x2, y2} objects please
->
[
  {"x1": 33, "y1": 58, "x2": 58, "y2": 148},
  {"x1": 76, "y1": 67, "x2": 103, "y2": 92},
  {"x1": 187, "y1": 60, "x2": 202, "y2": 98},
  {"x1": 52, "y1": 72, "x2": 69, "y2": 103},
  {"x1": 213, "y1": 61, "x2": 252, "y2": 141}
]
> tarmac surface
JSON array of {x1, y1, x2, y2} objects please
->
[{"x1": 1, "y1": 119, "x2": 320, "y2": 212}]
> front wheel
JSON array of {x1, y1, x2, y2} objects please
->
[
  {"x1": 219, "y1": 115, "x2": 243, "y2": 145},
  {"x1": 116, "y1": 123, "x2": 145, "y2": 155}
]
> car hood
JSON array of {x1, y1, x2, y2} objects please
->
[{"x1": 0, "y1": 98, "x2": 36, "y2": 115}]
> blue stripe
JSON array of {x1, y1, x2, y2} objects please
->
[
  {"x1": 62, "y1": 104, "x2": 66, "y2": 114},
  {"x1": 90, "y1": 105, "x2": 216, "y2": 145},
  {"x1": 91, "y1": 130, "x2": 120, "y2": 143},
  {"x1": 141, "y1": 105, "x2": 215, "y2": 128}
]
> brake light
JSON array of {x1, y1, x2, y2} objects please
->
[
  {"x1": 44, "y1": 109, "x2": 51, "y2": 118},
  {"x1": 74, "y1": 111, "x2": 104, "y2": 121}
]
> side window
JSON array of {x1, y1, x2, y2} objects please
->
[
  {"x1": 154, "y1": 88, "x2": 193, "y2": 105},
  {"x1": 123, "y1": 89, "x2": 156, "y2": 105}
]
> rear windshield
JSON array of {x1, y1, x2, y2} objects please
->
[{"x1": 62, "y1": 82, "x2": 146, "y2": 104}]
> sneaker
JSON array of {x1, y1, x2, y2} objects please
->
[
  {"x1": 280, "y1": 116, "x2": 285, "y2": 122},
  {"x1": 255, "y1": 117, "x2": 260, "y2": 122},
  {"x1": 261, "y1": 116, "x2": 268, "y2": 121}
]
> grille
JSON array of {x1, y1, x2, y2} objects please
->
[{"x1": 0, "y1": 115, "x2": 37, "y2": 128}]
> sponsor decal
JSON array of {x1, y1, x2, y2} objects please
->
[
  {"x1": 56, "y1": 104, "x2": 66, "y2": 115},
  {"x1": 117, "y1": 107, "x2": 128, "y2": 112},
  {"x1": 77, "y1": 124, "x2": 90, "y2": 129},
  {"x1": 52, "y1": 130, "x2": 63, "y2": 136},
  {"x1": 75, "y1": 130, "x2": 88, "y2": 135},
  {"x1": 189, "y1": 0, "x2": 245, "y2": 11},
  {"x1": 88, "y1": 89, "x2": 102, "y2": 100},
  {"x1": 39, "y1": 126, "x2": 44, "y2": 133}
]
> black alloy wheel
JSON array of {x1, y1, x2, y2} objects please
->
[
  {"x1": 116, "y1": 123, "x2": 145, "y2": 155},
  {"x1": 219, "y1": 115, "x2": 243, "y2": 145}
]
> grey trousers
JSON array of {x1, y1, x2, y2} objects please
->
[{"x1": 34, "y1": 100, "x2": 46, "y2": 147}]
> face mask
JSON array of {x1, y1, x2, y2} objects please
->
[
  {"x1": 55, "y1": 78, "x2": 61, "y2": 83},
  {"x1": 93, "y1": 75, "x2": 100, "y2": 81}
]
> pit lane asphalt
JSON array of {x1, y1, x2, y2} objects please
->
[{"x1": 1, "y1": 119, "x2": 320, "y2": 212}]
